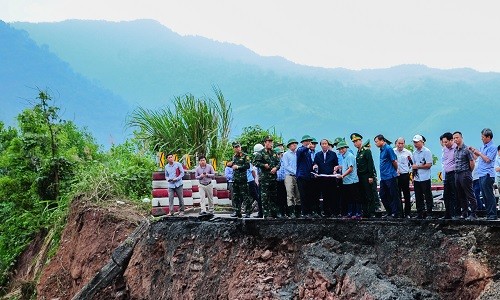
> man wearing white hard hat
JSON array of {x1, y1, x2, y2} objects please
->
[{"x1": 411, "y1": 134, "x2": 434, "y2": 219}]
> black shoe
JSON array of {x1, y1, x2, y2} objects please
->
[
  {"x1": 467, "y1": 214, "x2": 478, "y2": 221},
  {"x1": 230, "y1": 212, "x2": 242, "y2": 218},
  {"x1": 311, "y1": 212, "x2": 321, "y2": 218},
  {"x1": 244, "y1": 214, "x2": 251, "y2": 218},
  {"x1": 199, "y1": 211, "x2": 208, "y2": 215}
]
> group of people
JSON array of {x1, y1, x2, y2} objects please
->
[{"x1": 220, "y1": 128, "x2": 499, "y2": 220}]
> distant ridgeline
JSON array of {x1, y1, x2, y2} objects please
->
[
  {"x1": 0, "y1": 21, "x2": 130, "y2": 146},
  {"x1": 3, "y1": 20, "x2": 500, "y2": 163}
]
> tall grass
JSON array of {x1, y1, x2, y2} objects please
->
[{"x1": 127, "y1": 87, "x2": 232, "y2": 169}]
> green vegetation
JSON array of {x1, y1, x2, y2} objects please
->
[
  {"x1": 128, "y1": 86, "x2": 232, "y2": 170},
  {"x1": 233, "y1": 125, "x2": 282, "y2": 155},
  {"x1": 0, "y1": 91, "x2": 155, "y2": 293}
]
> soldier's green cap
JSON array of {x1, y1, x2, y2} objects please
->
[
  {"x1": 276, "y1": 141, "x2": 284, "y2": 146},
  {"x1": 263, "y1": 135, "x2": 273, "y2": 142},
  {"x1": 274, "y1": 147, "x2": 284, "y2": 154},
  {"x1": 350, "y1": 133, "x2": 363, "y2": 142},
  {"x1": 311, "y1": 137, "x2": 318, "y2": 144},
  {"x1": 327, "y1": 139, "x2": 335, "y2": 147},
  {"x1": 286, "y1": 138, "x2": 299, "y2": 147},
  {"x1": 301, "y1": 135, "x2": 313, "y2": 143},
  {"x1": 232, "y1": 142, "x2": 241, "y2": 148},
  {"x1": 336, "y1": 140, "x2": 349, "y2": 149},
  {"x1": 333, "y1": 137, "x2": 344, "y2": 145},
  {"x1": 363, "y1": 139, "x2": 370, "y2": 148}
]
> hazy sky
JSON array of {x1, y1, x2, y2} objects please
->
[{"x1": 2, "y1": 0, "x2": 500, "y2": 72}]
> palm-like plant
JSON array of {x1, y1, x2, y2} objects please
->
[{"x1": 127, "y1": 87, "x2": 232, "y2": 170}]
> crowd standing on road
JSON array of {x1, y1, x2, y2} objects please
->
[{"x1": 168, "y1": 128, "x2": 500, "y2": 221}]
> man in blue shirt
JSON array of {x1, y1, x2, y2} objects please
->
[
  {"x1": 374, "y1": 134, "x2": 401, "y2": 218},
  {"x1": 275, "y1": 147, "x2": 287, "y2": 217},
  {"x1": 496, "y1": 145, "x2": 500, "y2": 197},
  {"x1": 469, "y1": 128, "x2": 498, "y2": 220},
  {"x1": 296, "y1": 135, "x2": 314, "y2": 217},
  {"x1": 282, "y1": 138, "x2": 300, "y2": 217},
  {"x1": 164, "y1": 153, "x2": 185, "y2": 216},
  {"x1": 247, "y1": 162, "x2": 262, "y2": 218},
  {"x1": 224, "y1": 161, "x2": 234, "y2": 200},
  {"x1": 336, "y1": 140, "x2": 361, "y2": 219},
  {"x1": 309, "y1": 137, "x2": 321, "y2": 217}
]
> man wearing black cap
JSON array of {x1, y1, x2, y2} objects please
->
[
  {"x1": 230, "y1": 142, "x2": 251, "y2": 218},
  {"x1": 253, "y1": 136, "x2": 281, "y2": 218},
  {"x1": 351, "y1": 133, "x2": 378, "y2": 218}
]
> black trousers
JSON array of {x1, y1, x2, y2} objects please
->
[
  {"x1": 338, "y1": 180, "x2": 348, "y2": 216},
  {"x1": 248, "y1": 180, "x2": 262, "y2": 215},
  {"x1": 414, "y1": 179, "x2": 433, "y2": 216},
  {"x1": 277, "y1": 180, "x2": 287, "y2": 215},
  {"x1": 358, "y1": 173, "x2": 377, "y2": 217},
  {"x1": 343, "y1": 182, "x2": 362, "y2": 216},
  {"x1": 297, "y1": 177, "x2": 312, "y2": 215},
  {"x1": 455, "y1": 171, "x2": 477, "y2": 216},
  {"x1": 397, "y1": 173, "x2": 412, "y2": 217},
  {"x1": 443, "y1": 171, "x2": 458, "y2": 218},
  {"x1": 317, "y1": 177, "x2": 337, "y2": 217},
  {"x1": 309, "y1": 178, "x2": 321, "y2": 214}
]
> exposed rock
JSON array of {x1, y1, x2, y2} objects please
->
[
  {"x1": 261, "y1": 250, "x2": 273, "y2": 261},
  {"x1": 22, "y1": 200, "x2": 500, "y2": 300}
]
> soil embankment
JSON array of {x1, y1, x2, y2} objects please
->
[{"x1": 11, "y1": 200, "x2": 500, "y2": 299}]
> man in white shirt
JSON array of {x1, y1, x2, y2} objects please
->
[
  {"x1": 394, "y1": 138, "x2": 413, "y2": 218},
  {"x1": 411, "y1": 135, "x2": 434, "y2": 219},
  {"x1": 164, "y1": 153, "x2": 185, "y2": 216}
]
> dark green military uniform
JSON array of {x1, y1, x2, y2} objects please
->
[
  {"x1": 253, "y1": 140, "x2": 281, "y2": 218},
  {"x1": 232, "y1": 148, "x2": 251, "y2": 217},
  {"x1": 351, "y1": 133, "x2": 378, "y2": 217},
  {"x1": 363, "y1": 139, "x2": 382, "y2": 212}
]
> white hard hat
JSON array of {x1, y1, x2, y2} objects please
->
[{"x1": 253, "y1": 143, "x2": 264, "y2": 153}]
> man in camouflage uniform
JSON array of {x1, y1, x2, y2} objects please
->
[
  {"x1": 351, "y1": 133, "x2": 378, "y2": 218},
  {"x1": 253, "y1": 136, "x2": 281, "y2": 218},
  {"x1": 230, "y1": 142, "x2": 251, "y2": 218}
]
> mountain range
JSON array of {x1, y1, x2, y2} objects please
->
[{"x1": 2, "y1": 19, "x2": 499, "y2": 159}]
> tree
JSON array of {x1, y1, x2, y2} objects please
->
[
  {"x1": 128, "y1": 87, "x2": 232, "y2": 169},
  {"x1": 0, "y1": 90, "x2": 99, "y2": 289},
  {"x1": 233, "y1": 125, "x2": 282, "y2": 156}
]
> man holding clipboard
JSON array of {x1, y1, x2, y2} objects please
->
[{"x1": 313, "y1": 139, "x2": 339, "y2": 217}]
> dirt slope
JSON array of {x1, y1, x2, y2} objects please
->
[
  {"x1": 36, "y1": 200, "x2": 145, "y2": 300},
  {"x1": 9, "y1": 200, "x2": 500, "y2": 300}
]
